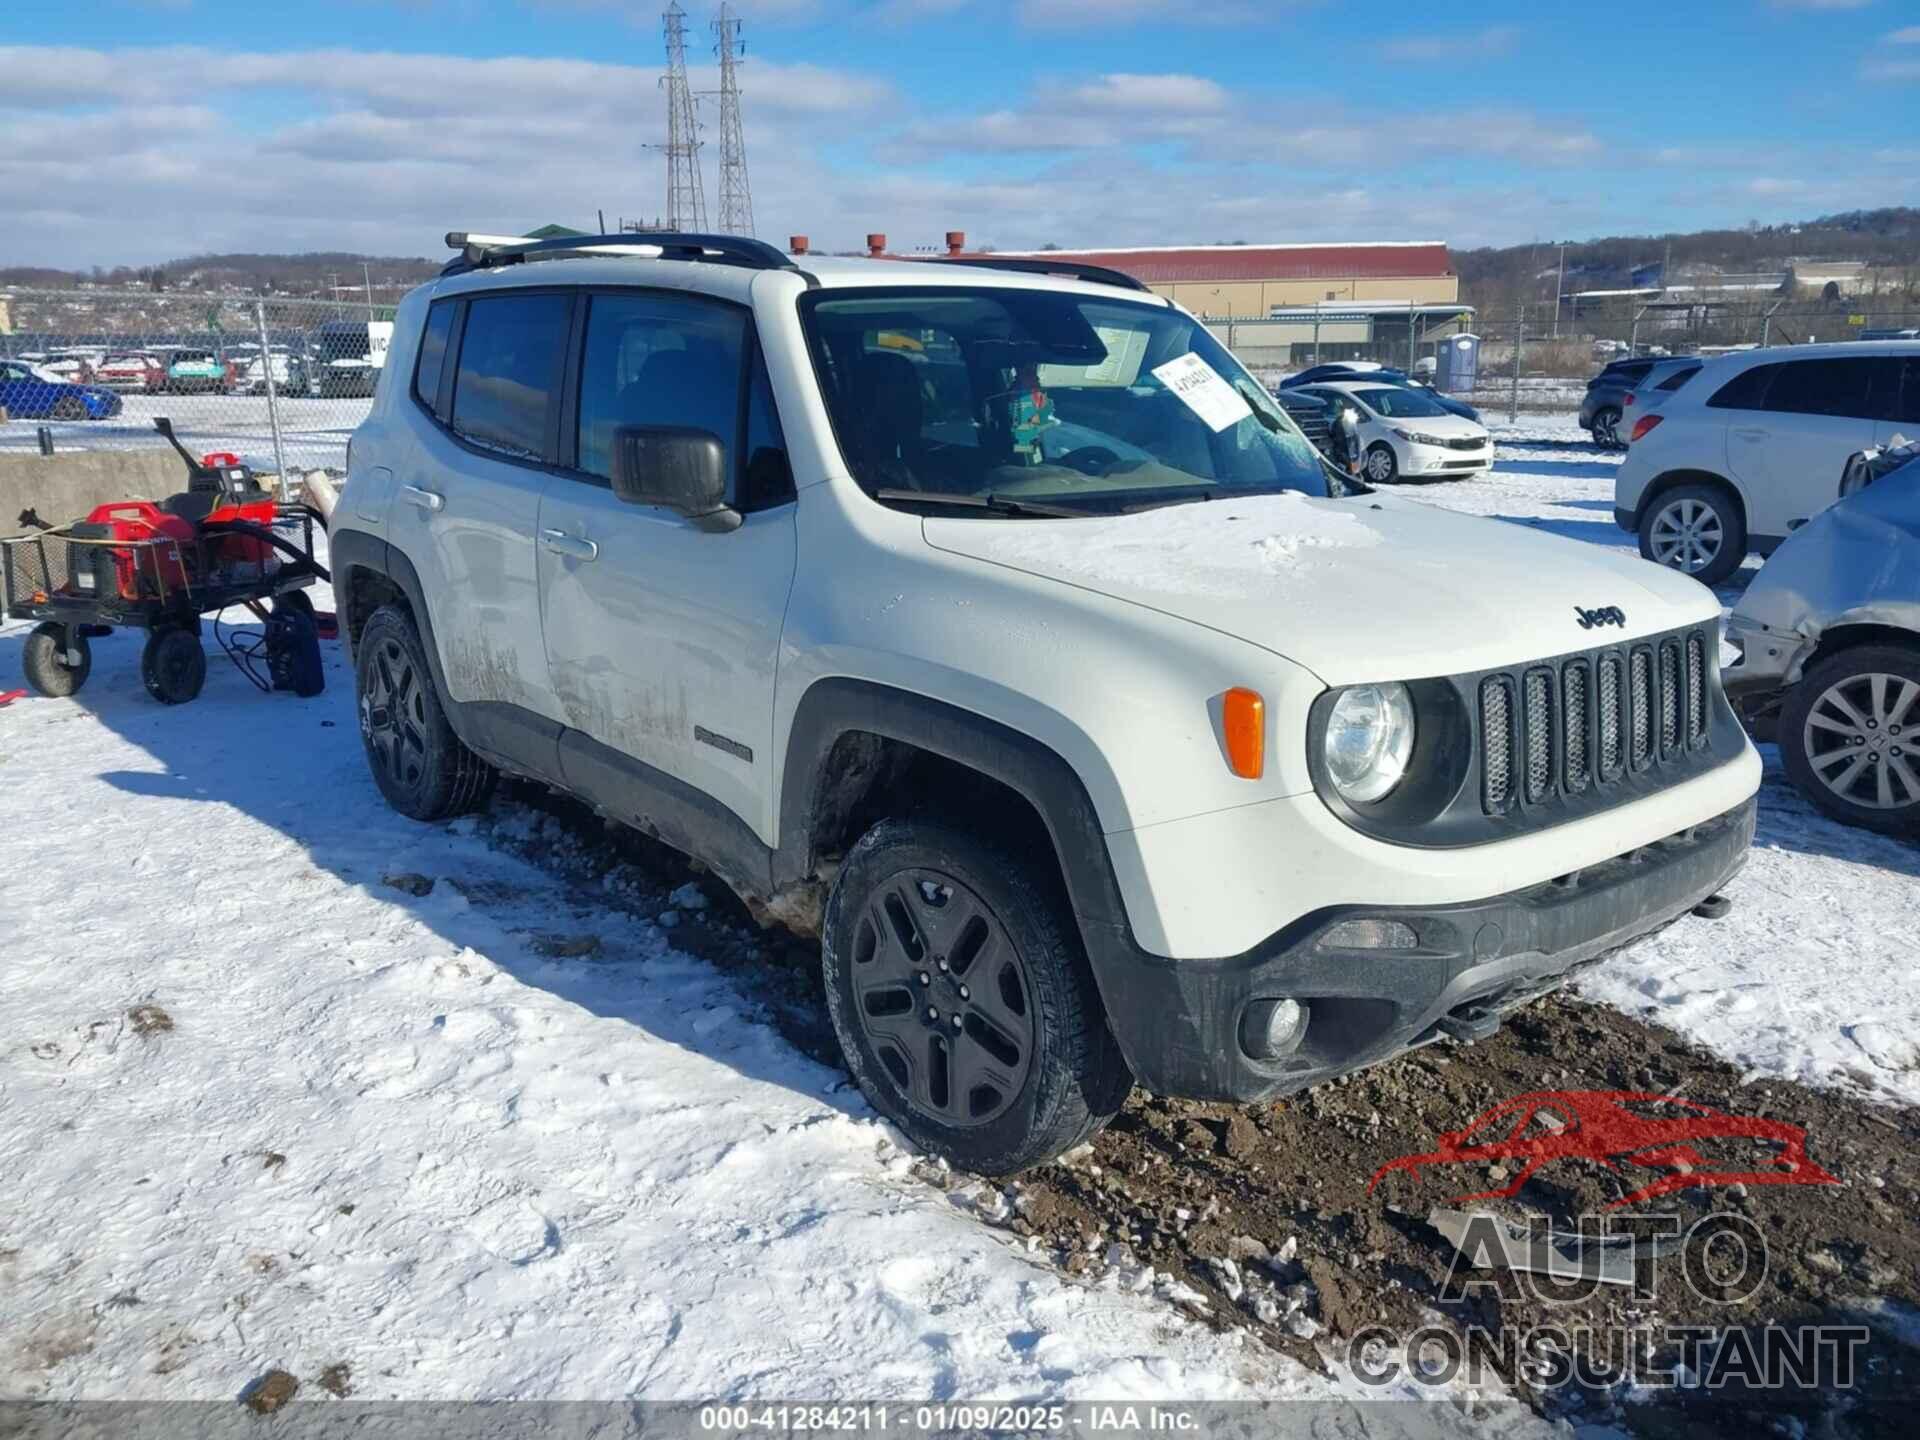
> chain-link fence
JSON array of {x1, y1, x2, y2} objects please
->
[
  {"x1": 1209, "y1": 298, "x2": 1920, "y2": 420},
  {"x1": 1462, "y1": 303, "x2": 1920, "y2": 421},
  {"x1": 0, "y1": 288, "x2": 399, "y2": 481}
]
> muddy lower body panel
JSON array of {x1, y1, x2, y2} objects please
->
[{"x1": 1090, "y1": 797, "x2": 1757, "y2": 1102}]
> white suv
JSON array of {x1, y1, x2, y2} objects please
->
[
  {"x1": 1615, "y1": 342, "x2": 1920, "y2": 586},
  {"x1": 334, "y1": 232, "x2": 1762, "y2": 1174}
]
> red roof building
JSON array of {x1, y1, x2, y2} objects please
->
[{"x1": 991, "y1": 241, "x2": 1459, "y2": 319}]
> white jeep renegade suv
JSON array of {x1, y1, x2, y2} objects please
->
[{"x1": 334, "y1": 232, "x2": 1762, "y2": 1175}]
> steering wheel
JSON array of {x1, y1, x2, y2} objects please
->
[{"x1": 1054, "y1": 445, "x2": 1121, "y2": 477}]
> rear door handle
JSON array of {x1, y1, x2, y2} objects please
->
[
  {"x1": 401, "y1": 485, "x2": 445, "y2": 512},
  {"x1": 540, "y1": 528, "x2": 598, "y2": 562},
  {"x1": 1731, "y1": 428, "x2": 1768, "y2": 441}
]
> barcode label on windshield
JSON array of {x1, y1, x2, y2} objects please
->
[{"x1": 1151, "y1": 352, "x2": 1253, "y2": 433}]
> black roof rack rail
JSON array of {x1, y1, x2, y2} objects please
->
[
  {"x1": 442, "y1": 231, "x2": 801, "y2": 278},
  {"x1": 915, "y1": 254, "x2": 1155, "y2": 294}
]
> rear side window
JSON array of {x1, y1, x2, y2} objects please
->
[
  {"x1": 1707, "y1": 362, "x2": 1778, "y2": 411},
  {"x1": 575, "y1": 292, "x2": 745, "y2": 484},
  {"x1": 1864, "y1": 357, "x2": 1914, "y2": 423},
  {"x1": 1655, "y1": 365, "x2": 1700, "y2": 393},
  {"x1": 450, "y1": 292, "x2": 570, "y2": 461},
  {"x1": 413, "y1": 300, "x2": 456, "y2": 419},
  {"x1": 1762, "y1": 358, "x2": 1877, "y2": 419},
  {"x1": 1895, "y1": 359, "x2": 1920, "y2": 425}
]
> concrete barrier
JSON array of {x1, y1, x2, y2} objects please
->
[{"x1": 1, "y1": 451, "x2": 191, "y2": 531}]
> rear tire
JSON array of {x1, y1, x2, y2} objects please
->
[
  {"x1": 52, "y1": 395, "x2": 85, "y2": 421},
  {"x1": 273, "y1": 589, "x2": 316, "y2": 622},
  {"x1": 23, "y1": 623, "x2": 90, "y2": 697},
  {"x1": 1638, "y1": 483, "x2": 1745, "y2": 587},
  {"x1": 1591, "y1": 407, "x2": 1623, "y2": 449},
  {"x1": 141, "y1": 626, "x2": 206, "y2": 704},
  {"x1": 822, "y1": 817, "x2": 1132, "y2": 1175},
  {"x1": 354, "y1": 605, "x2": 496, "y2": 821},
  {"x1": 1780, "y1": 645, "x2": 1920, "y2": 837}
]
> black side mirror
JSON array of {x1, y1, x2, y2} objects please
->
[{"x1": 611, "y1": 425, "x2": 740, "y2": 533}]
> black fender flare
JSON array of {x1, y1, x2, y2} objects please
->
[
  {"x1": 774, "y1": 678, "x2": 1136, "y2": 950},
  {"x1": 329, "y1": 527, "x2": 564, "y2": 784}
]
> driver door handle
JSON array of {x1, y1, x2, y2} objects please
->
[
  {"x1": 401, "y1": 485, "x2": 444, "y2": 512},
  {"x1": 540, "y1": 528, "x2": 598, "y2": 562}
]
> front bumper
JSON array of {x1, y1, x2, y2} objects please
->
[
  {"x1": 1091, "y1": 797, "x2": 1755, "y2": 1102},
  {"x1": 1721, "y1": 611, "x2": 1805, "y2": 701}
]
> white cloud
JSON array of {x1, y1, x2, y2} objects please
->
[
  {"x1": 1379, "y1": 26, "x2": 1521, "y2": 62},
  {"x1": 1017, "y1": 0, "x2": 1276, "y2": 27},
  {"x1": 1066, "y1": 73, "x2": 1230, "y2": 114},
  {"x1": 1888, "y1": 24, "x2": 1920, "y2": 41}
]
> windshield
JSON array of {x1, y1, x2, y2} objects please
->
[
  {"x1": 1348, "y1": 386, "x2": 1448, "y2": 418},
  {"x1": 802, "y1": 287, "x2": 1340, "y2": 514}
]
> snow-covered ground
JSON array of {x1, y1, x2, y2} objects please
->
[
  {"x1": 0, "y1": 578, "x2": 1547, "y2": 1429},
  {"x1": 0, "y1": 393, "x2": 366, "y2": 474},
  {"x1": 0, "y1": 428, "x2": 1914, "y2": 1410}
]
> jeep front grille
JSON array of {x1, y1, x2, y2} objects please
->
[{"x1": 1479, "y1": 625, "x2": 1717, "y2": 816}]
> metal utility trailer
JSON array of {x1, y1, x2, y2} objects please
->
[{"x1": 1, "y1": 420, "x2": 328, "y2": 705}]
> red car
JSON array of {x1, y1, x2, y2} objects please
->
[
  {"x1": 1369, "y1": 1090, "x2": 1839, "y2": 1209},
  {"x1": 95, "y1": 353, "x2": 167, "y2": 393}
]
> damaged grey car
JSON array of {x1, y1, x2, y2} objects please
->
[{"x1": 1725, "y1": 441, "x2": 1920, "y2": 837}]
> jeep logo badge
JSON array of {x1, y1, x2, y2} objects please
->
[{"x1": 1575, "y1": 605, "x2": 1627, "y2": 630}]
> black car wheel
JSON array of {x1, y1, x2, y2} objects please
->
[
  {"x1": 1591, "y1": 407, "x2": 1622, "y2": 449},
  {"x1": 141, "y1": 626, "x2": 207, "y2": 705},
  {"x1": 52, "y1": 395, "x2": 86, "y2": 421},
  {"x1": 1781, "y1": 645, "x2": 1920, "y2": 837},
  {"x1": 355, "y1": 605, "x2": 496, "y2": 820},
  {"x1": 23, "y1": 623, "x2": 90, "y2": 697},
  {"x1": 822, "y1": 818, "x2": 1132, "y2": 1175}
]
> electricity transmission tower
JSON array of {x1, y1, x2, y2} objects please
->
[
  {"x1": 658, "y1": 2, "x2": 706, "y2": 232},
  {"x1": 710, "y1": 3, "x2": 754, "y2": 236}
]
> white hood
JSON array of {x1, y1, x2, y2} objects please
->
[
  {"x1": 1386, "y1": 411, "x2": 1486, "y2": 441},
  {"x1": 925, "y1": 492, "x2": 1718, "y2": 686}
]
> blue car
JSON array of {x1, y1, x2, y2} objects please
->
[
  {"x1": 0, "y1": 359, "x2": 125, "y2": 421},
  {"x1": 1280, "y1": 362, "x2": 1481, "y2": 422}
]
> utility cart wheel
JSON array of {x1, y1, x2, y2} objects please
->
[
  {"x1": 141, "y1": 626, "x2": 207, "y2": 705},
  {"x1": 23, "y1": 622, "x2": 91, "y2": 698}
]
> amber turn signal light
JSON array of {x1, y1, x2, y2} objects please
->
[{"x1": 1222, "y1": 687, "x2": 1265, "y2": 779}]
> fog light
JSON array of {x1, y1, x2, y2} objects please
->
[
  {"x1": 1321, "y1": 918, "x2": 1419, "y2": 950},
  {"x1": 1241, "y1": 997, "x2": 1309, "y2": 1060}
]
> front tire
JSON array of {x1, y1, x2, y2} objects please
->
[
  {"x1": 23, "y1": 623, "x2": 90, "y2": 697},
  {"x1": 354, "y1": 605, "x2": 496, "y2": 820},
  {"x1": 141, "y1": 626, "x2": 206, "y2": 704},
  {"x1": 1780, "y1": 645, "x2": 1920, "y2": 837},
  {"x1": 52, "y1": 395, "x2": 85, "y2": 421},
  {"x1": 1638, "y1": 483, "x2": 1745, "y2": 587},
  {"x1": 1363, "y1": 442, "x2": 1399, "y2": 484},
  {"x1": 822, "y1": 818, "x2": 1131, "y2": 1175}
]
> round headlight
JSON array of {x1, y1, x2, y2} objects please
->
[{"x1": 1324, "y1": 683, "x2": 1416, "y2": 804}]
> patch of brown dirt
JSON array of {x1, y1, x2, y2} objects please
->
[
  {"x1": 127, "y1": 1005, "x2": 172, "y2": 1036},
  {"x1": 1005, "y1": 996, "x2": 1920, "y2": 1435}
]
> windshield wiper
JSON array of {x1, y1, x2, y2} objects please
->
[{"x1": 875, "y1": 488, "x2": 1088, "y2": 519}]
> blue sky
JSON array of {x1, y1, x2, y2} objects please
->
[{"x1": 3, "y1": 0, "x2": 1915, "y2": 266}]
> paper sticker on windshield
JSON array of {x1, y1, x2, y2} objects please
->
[{"x1": 1151, "y1": 352, "x2": 1253, "y2": 432}]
